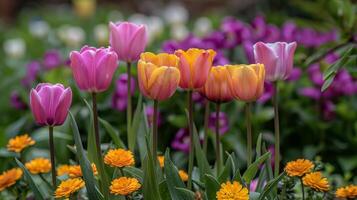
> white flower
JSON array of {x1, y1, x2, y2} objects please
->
[
  {"x1": 94, "y1": 24, "x2": 108, "y2": 45},
  {"x1": 3, "y1": 38, "x2": 26, "y2": 59},
  {"x1": 146, "y1": 16, "x2": 164, "y2": 43},
  {"x1": 163, "y1": 3, "x2": 188, "y2": 25},
  {"x1": 57, "y1": 25, "x2": 85, "y2": 47},
  {"x1": 29, "y1": 20, "x2": 50, "y2": 38},
  {"x1": 128, "y1": 13, "x2": 147, "y2": 25},
  {"x1": 194, "y1": 17, "x2": 212, "y2": 37},
  {"x1": 171, "y1": 24, "x2": 189, "y2": 40}
]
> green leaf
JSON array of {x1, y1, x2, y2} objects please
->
[
  {"x1": 218, "y1": 153, "x2": 234, "y2": 183},
  {"x1": 250, "y1": 192, "x2": 261, "y2": 200},
  {"x1": 129, "y1": 95, "x2": 143, "y2": 151},
  {"x1": 163, "y1": 149, "x2": 186, "y2": 200},
  {"x1": 83, "y1": 99, "x2": 97, "y2": 163},
  {"x1": 255, "y1": 133, "x2": 262, "y2": 158},
  {"x1": 137, "y1": 104, "x2": 150, "y2": 164},
  {"x1": 259, "y1": 172, "x2": 286, "y2": 200},
  {"x1": 99, "y1": 118, "x2": 126, "y2": 148},
  {"x1": 204, "y1": 174, "x2": 220, "y2": 200},
  {"x1": 175, "y1": 187, "x2": 196, "y2": 200},
  {"x1": 123, "y1": 166, "x2": 144, "y2": 183},
  {"x1": 242, "y1": 152, "x2": 271, "y2": 184},
  {"x1": 159, "y1": 180, "x2": 171, "y2": 200},
  {"x1": 15, "y1": 158, "x2": 45, "y2": 200},
  {"x1": 69, "y1": 112, "x2": 102, "y2": 200}
]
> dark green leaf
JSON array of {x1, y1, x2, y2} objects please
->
[
  {"x1": 159, "y1": 180, "x2": 171, "y2": 200},
  {"x1": 192, "y1": 122, "x2": 212, "y2": 180},
  {"x1": 163, "y1": 149, "x2": 186, "y2": 200},
  {"x1": 175, "y1": 187, "x2": 196, "y2": 199},
  {"x1": 124, "y1": 166, "x2": 144, "y2": 182},
  {"x1": 255, "y1": 133, "x2": 262, "y2": 158},
  {"x1": 99, "y1": 118, "x2": 126, "y2": 148},
  {"x1": 218, "y1": 153, "x2": 234, "y2": 183},
  {"x1": 129, "y1": 95, "x2": 143, "y2": 151},
  {"x1": 204, "y1": 174, "x2": 220, "y2": 200},
  {"x1": 259, "y1": 172, "x2": 286, "y2": 200},
  {"x1": 242, "y1": 152, "x2": 271, "y2": 184}
]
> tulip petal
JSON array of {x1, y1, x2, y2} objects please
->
[
  {"x1": 95, "y1": 51, "x2": 118, "y2": 92},
  {"x1": 70, "y1": 51, "x2": 90, "y2": 90},
  {"x1": 54, "y1": 88, "x2": 72, "y2": 125},
  {"x1": 30, "y1": 89, "x2": 46, "y2": 125},
  {"x1": 138, "y1": 61, "x2": 157, "y2": 97},
  {"x1": 127, "y1": 25, "x2": 147, "y2": 61},
  {"x1": 148, "y1": 67, "x2": 180, "y2": 100},
  {"x1": 230, "y1": 66, "x2": 258, "y2": 101},
  {"x1": 253, "y1": 42, "x2": 278, "y2": 81}
]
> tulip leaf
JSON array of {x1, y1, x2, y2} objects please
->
[
  {"x1": 159, "y1": 180, "x2": 171, "y2": 200},
  {"x1": 129, "y1": 95, "x2": 143, "y2": 151},
  {"x1": 242, "y1": 152, "x2": 271, "y2": 184},
  {"x1": 258, "y1": 172, "x2": 286, "y2": 200},
  {"x1": 175, "y1": 187, "x2": 196, "y2": 200},
  {"x1": 255, "y1": 133, "x2": 263, "y2": 158},
  {"x1": 123, "y1": 166, "x2": 144, "y2": 183},
  {"x1": 15, "y1": 158, "x2": 45, "y2": 200},
  {"x1": 218, "y1": 153, "x2": 235, "y2": 183},
  {"x1": 99, "y1": 118, "x2": 126, "y2": 148},
  {"x1": 250, "y1": 192, "x2": 261, "y2": 200},
  {"x1": 69, "y1": 112, "x2": 102, "y2": 200},
  {"x1": 137, "y1": 104, "x2": 150, "y2": 163},
  {"x1": 204, "y1": 174, "x2": 220, "y2": 200}
]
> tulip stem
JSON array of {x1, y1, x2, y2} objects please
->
[
  {"x1": 127, "y1": 61, "x2": 132, "y2": 150},
  {"x1": 245, "y1": 102, "x2": 252, "y2": 166},
  {"x1": 203, "y1": 101, "x2": 210, "y2": 154},
  {"x1": 215, "y1": 102, "x2": 221, "y2": 175},
  {"x1": 187, "y1": 90, "x2": 194, "y2": 189},
  {"x1": 300, "y1": 178, "x2": 305, "y2": 200},
  {"x1": 273, "y1": 82, "x2": 280, "y2": 178},
  {"x1": 152, "y1": 100, "x2": 159, "y2": 161},
  {"x1": 48, "y1": 126, "x2": 56, "y2": 187}
]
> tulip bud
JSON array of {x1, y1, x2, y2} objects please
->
[
  {"x1": 174, "y1": 48, "x2": 216, "y2": 89},
  {"x1": 109, "y1": 21, "x2": 147, "y2": 62},
  {"x1": 70, "y1": 45, "x2": 118, "y2": 93},
  {"x1": 227, "y1": 64, "x2": 265, "y2": 102},
  {"x1": 199, "y1": 66, "x2": 234, "y2": 103},
  {"x1": 253, "y1": 42, "x2": 297, "y2": 81},
  {"x1": 138, "y1": 52, "x2": 180, "y2": 101},
  {"x1": 30, "y1": 83, "x2": 72, "y2": 126}
]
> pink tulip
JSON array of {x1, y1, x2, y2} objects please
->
[
  {"x1": 109, "y1": 21, "x2": 147, "y2": 62},
  {"x1": 70, "y1": 46, "x2": 118, "y2": 93},
  {"x1": 253, "y1": 42, "x2": 297, "y2": 81},
  {"x1": 30, "y1": 83, "x2": 72, "y2": 126}
]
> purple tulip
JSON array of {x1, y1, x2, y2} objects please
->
[
  {"x1": 112, "y1": 74, "x2": 136, "y2": 111},
  {"x1": 22, "y1": 61, "x2": 41, "y2": 87},
  {"x1": 208, "y1": 112, "x2": 229, "y2": 135},
  {"x1": 10, "y1": 91, "x2": 27, "y2": 110},
  {"x1": 286, "y1": 68, "x2": 302, "y2": 82},
  {"x1": 253, "y1": 41, "x2": 297, "y2": 81},
  {"x1": 242, "y1": 41, "x2": 254, "y2": 64},
  {"x1": 281, "y1": 22, "x2": 297, "y2": 42},
  {"x1": 70, "y1": 45, "x2": 118, "y2": 93},
  {"x1": 192, "y1": 91, "x2": 206, "y2": 106},
  {"x1": 43, "y1": 49, "x2": 62, "y2": 70},
  {"x1": 171, "y1": 128, "x2": 190, "y2": 153},
  {"x1": 258, "y1": 82, "x2": 275, "y2": 104},
  {"x1": 30, "y1": 83, "x2": 72, "y2": 126},
  {"x1": 298, "y1": 87, "x2": 321, "y2": 100},
  {"x1": 109, "y1": 21, "x2": 147, "y2": 62},
  {"x1": 145, "y1": 105, "x2": 162, "y2": 127}
]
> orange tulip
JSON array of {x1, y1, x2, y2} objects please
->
[
  {"x1": 199, "y1": 66, "x2": 234, "y2": 103},
  {"x1": 138, "y1": 52, "x2": 180, "y2": 101},
  {"x1": 227, "y1": 64, "x2": 265, "y2": 102},
  {"x1": 174, "y1": 48, "x2": 216, "y2": 89}
]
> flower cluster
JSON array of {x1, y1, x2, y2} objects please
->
[
  {"x1": 0, "y1": 168, "x2": 23, "y2": 192},
  {"x1": 7, "y1": 134, "x2": 35, "y2": 153}
]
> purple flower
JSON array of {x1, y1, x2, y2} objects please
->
[
  {"x1": 298, "y1": 87, "x2": 321, "y2": 100},
  {"x1": 112, "y1": 74, "x2": 136, "y2": 111},
  {"x1": 242, "y1": 41, "x2": 254, "y2": 64},
  {"x1": 10, "y1": 91, "x2": 27, "y2": 110},
  {"x1": 251, "y1": 16, "x2": 267, "y2": 39},
  {"x1": 192, "y1": 91, "x2": 206, "y2": 106},
  {"x1": 43, "y1": 49, "x2": 62, "y2": 70},
  {"x1": 145, "y1": 105, "x2": 162, "y2": 127},
  {"x1": 281, "y1": 22, "x2": 298, "y2": 42},
  {"x1": 208, "y1": 112, "x2": 229, "y2": 135},
  {"x1": 262, "y1": 25, "x2": 280, "y2": 42},
  {"x1": 286, "y1": 68, "x2": 302, "y2": 82},
  {"x1": 258, "y1": 82, "x2": 275, "y2": 104},
  {"x1": 22, "y1": 61, "x2": 41, "y2": 87},
  {"x1": 171, "y1": 128, "x2": 190, "y2": 153}
]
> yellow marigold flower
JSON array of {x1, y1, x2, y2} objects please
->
[
  {"x1": 0, "y1": 168, "x2": 23, "y2": 192},
  {"x1": 284, "y1": 159, "x2": 314, "y2": 177},
  {"x1": 302, "y1": 171, "x2": 329, "y2": 192},
  {"x1": 104, "y1": 149, "x2": 135, "y2": 168},
  {"x1": 158, "y1": 156, "x2": 164, "y2": 168},
  {"x1": 54, "y1": 178, "x2": 85, "y2": 198},
  {"x1": 110, "y1": 177, "x2": 141, "y2": 196},
  {"x1": 68, "y1": 163, "x2": 98, "y2": 178},
  {"x1": 216, "y1": 181, "x2": 249, "y2": 200},
  {"x1": 57, "y1": 165, "x2": 71, "y2": 176},
  {"x1": 336, "y1": 185, "x2": 357, "y2": 199},
  {"x1": 25, "y1": 158, "x2": 51, "y2": 174},
  {"x1": 179, "y1": 170, "x2": 188, "y2": 182},
  {"x1": 7, "y1": 134, "x2": 35, "y2": 153}
]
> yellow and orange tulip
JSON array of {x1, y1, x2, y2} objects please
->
[
  {"x1": 174, "y1": 48, "x2": 216, "y2": 89},
  {"x1": 199, "y1": 66, "x2": 234, "y2": 103},
  {"x1": 227, "y1": 64, "x2": 265, "y2": 102},
  {"x1": 138, "y1": 52, "x2": 180, "y2": 101}
]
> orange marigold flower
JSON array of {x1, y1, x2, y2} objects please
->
[
  {"x1": 57, "y1": 165, "x2": 71, "y2": 176},
  {"x1": 0, "y1": 168, "x2": 23, "y2": 192},
  {"x1": 302, "y1": 171, "x2": 329, "y2": 192},
  {"x1": 68, "y1": 163, "x2": 98, "y2": 178},
  {"x1": 110, "y1": 177, "x2": 141, "y2": 196},
  {"x1": 178, "y1": 170, "x2": 188, "y2": 182},
  {"x1": 25, "y1": 158, "x2": 51, "y2": 174},
  {"x1": 158, "y1": 156, "x2": 164, "y2": 168},
  {"x1": 216, "y1": 181, "x2": 249, "y2": 200},
  {"x1": 7, "y1": 134, "x2": 35, "y2": 153},
  {"x1": 284, "y1": 159, "x2": 314, "y2": 177},
  {"x1": 336, "y1": 185, "x2": 357, "y2": 199},
  {"x1": 54, "y1": 178, "x2": 85, "y2": 198},
  {"x1": 104, "y1": 149, "x2": 135, "y2": 168}
]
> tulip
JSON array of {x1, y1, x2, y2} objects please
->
[
  {"x1": 30, "y1": 83, "x2": 72, "y2": 126},
  {"x1": 69, "y1": 45, "x2": 118, "y2": 93},
  {"x1": 253, "y1": 42, "x2": 297, "y2": 81},
  {"x1": 227, "y1": 64, "x2": 265, "y2": 102},
  {"x1": 29, "y1": 83, "x2": 72, "y2": 187},
  {"x1": 174, "y1": 48, "x2": 216, "y2": 89},
  {"x1": 109, "y1": 21, "x2": 147, "y2": 62},
  {"x1": 138, "y1": 52, "x2": 180, "y2": 101}
]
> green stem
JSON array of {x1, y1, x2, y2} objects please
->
[
  {"x1": 273, "y1": 82, "x2": 280, "y2": 177},
  {"x1": 127, "y1": 62, "x2": 132, "y2": 150},
  {"x1": 245, "y1": 102, "x2": 252, "y2": 166},
  {"x1": 48, "y1": 126, "x2": 56, "y2": 187},
  {"x1": 300, "y1": 178, "x2": 305, "y2": 200},
  {"x1": 119, "y1": 168, "x2": 125, "y2": 177},
  {"x1": 215, "y1": 102, "x2": 221, "y2": 175},
  {"x1": 39, "y1": 173, "x2": 52, "y2": 190},
  {"x1": 187, "y1": 90, "x2": 194, "y2": 189},
  {"x1": 152, "y1": 100, "x2": 159, "y2": 163},
  {"x1": 203, "y1": 101, "x2": 210, "y2": 154}
]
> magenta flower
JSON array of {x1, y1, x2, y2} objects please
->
[
  {"x1": 43, "y1": 49, "x2": 62, "y2": 70},
  {"x1": 171, "y1": 128, "x2": 190, "y2": 153},
  {"x1": 112, "y1": 74, "x2": 136, "y2": 111},
  {"x1": 30, "y1": 83, "x2": 72, "y2": 126},
  {"x1": 21, "y1": 61, "x2": 41, "y2": 87},
  {"x1": 258, "y1": 82, "x2": 275, "y2": 104},
  {"x1": 69, "y1": 45, "x2": 118, "y2": 93},
  {"x1": 109, "y1": 21, "x2": 147, "y2": 62},
  {"x1": 208, "y1": 112, "x2": 229, "y2": 135},
  {"x1": 145, "y1": 105, "x2": 162, "y2": 127},
  {"x1": 253, "y1": 41, "x2": 297, "y2": 81},
  {"x1": 10, "y1": 91, "x2": 27, "y2": 110}
]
